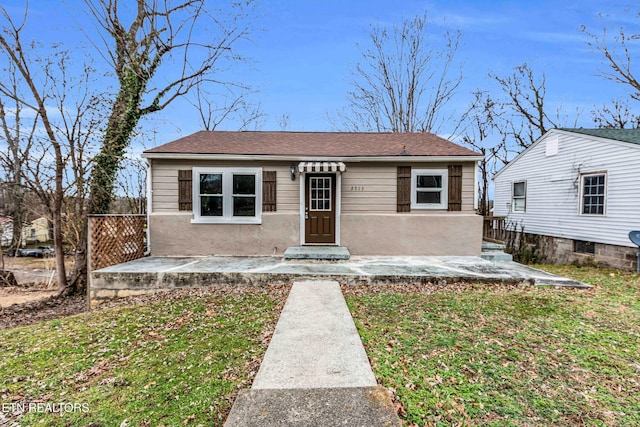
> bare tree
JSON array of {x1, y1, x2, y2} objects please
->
[
  {"x1": 0, "y1": 62, "x2": 37, "y2": 251},
  {"x1": 489, "y1": 63, "x2": 581, "y2": 154},
  {"x1": 85, "y1": 0, "x2": 256, "y2": 214},
  {"x1": 277, "y1": 113, "x2": 291, "y2": 131},
  {"x1": 456, "y1": 91, "x2": 509, "y2": 216},
  {"x1": 0, "y1": 6, "x2": 105, "y2": 294},
  {"x1": 336, "y1": 13, "x2": 462, "y2": 133},
  {"x1": 114, "y1": 155, "x2": 147, "y2": 215},
  {"x1": 490, "y1": 64, "x2": 559, "y2": 150},
  {"x1": 189, "y1": 85, "x2": 264, "y2": 131},
  {"x1": 581, "y1": 15, "x2": 640, "y2": 101},
  {"x1": 52, "y1": 63, "x2": 105, "y2": 292},
  {"x1": 592, "y1": 98, "x2": 640, "y2": 128},
  {"x1": 0, "y1": 8, "x2": 70, "y2": 292}
]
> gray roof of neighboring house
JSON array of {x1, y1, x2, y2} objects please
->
[
  {"x1": 143, "y1": 131, "x2": 482, "y2": 157},
  {"x1": 559, "y1": 128, "x2": 640, "y2": 145}
]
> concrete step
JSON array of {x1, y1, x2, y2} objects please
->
[
  {"x1": 482, "y1": 241, "x2": 507, "y2": 252},
  {"x1": 283, "y1": 246, "x2": 351, "y2": 260},
  {"x1": 224, "y1": 386, "x2": 401, "y2": 427},
  {"x1": 481, "y1": 251, "x2": 513, "y2": 262}
]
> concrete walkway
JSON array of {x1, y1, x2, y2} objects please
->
[
  {"x1": 224, "y1": 280, "x2": 401, "y2": 426},
  {"x1": 252, "y1": 280, "x2": 377, "y2": 389}
]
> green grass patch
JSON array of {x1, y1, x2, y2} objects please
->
[
  {"x1": 0, "y1": 286, "x2": 289, "y2": 426},
  {"x1": 345, "y1": 266, "x2": 640, "y2": 427}
]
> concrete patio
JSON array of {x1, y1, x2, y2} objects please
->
[{"x1": 89, "y1": 255, "x2": 590, "y2": 305}]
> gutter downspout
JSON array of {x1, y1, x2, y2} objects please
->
[
  {"x1": 144, "y1": 158, "x2": 152, "y2": 256},
  {"x1": 474, "y1": 160, "x2": 479, "y2": 211}
]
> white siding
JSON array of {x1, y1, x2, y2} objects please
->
[{"x1": 494, "y1": 130, "x2": 640, "y2": 248}]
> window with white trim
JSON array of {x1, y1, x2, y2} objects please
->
[
  {"x1": 410, "y1": 169, "x2": 448, "y2": 210},
  {"x1": 192, "y1": 167, "x2": 262, "y2": 223},
  {"x1": 580, "y1": 172, "x2": 606, "y2": 215},
  {"x1": 512, "y1": 181, "x2": 526, "y2": 212}
]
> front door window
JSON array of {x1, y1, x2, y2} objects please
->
[{"x1": 309, "y1": 177, "x2": 332, "y2": 211}]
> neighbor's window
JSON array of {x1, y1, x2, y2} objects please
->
[
  {"x1": 411, "y1": 169, "x2": 448, "y2": 210},
  {"x1": 580, "y1": 173, "x2": 606, "y2": 215},
  {"x1": 192, "y1": 167, "x2": 262, "y2": 224},
  {"x1": 574, "y1": 240, "x2": 595, "y2": 254},
  {"x1": 512, "y1": 181, "x2": 526, "y2": 212}
]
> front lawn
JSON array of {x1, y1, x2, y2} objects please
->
[
  {"x1": 0, "y1": 286, "x2": 289, "y2": 426},
  {"x1": 345, "y1": 266, "x2": 640, "y2": 427}
]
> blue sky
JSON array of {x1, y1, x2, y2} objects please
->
[
  {"x1": 2, "y1": 0, "x2": 639, "y2": 150},
  {"x1": 252, "y1": 0, "x2": 637, "y2": 133},
  {"x1": 241, "y1": 0, "x2": 636, "y2": 133}
]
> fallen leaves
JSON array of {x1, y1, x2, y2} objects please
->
[
  {"x1": 0, "y1": 294, "x2": 86, "y2": 330},
  {"x1": 0, "y1": 283, "x2": 292, "y2": 426},
  {"x1": 346, "y1": 269, "x2": 640, "y2": 426}
]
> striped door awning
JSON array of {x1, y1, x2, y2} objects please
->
[{"x1": 297, "y1": 161, "x2": 347, "y2": 173}]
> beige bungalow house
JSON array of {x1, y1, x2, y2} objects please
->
[{"x1": 141, "y1": 131, "x2": 484, "y2": 257}]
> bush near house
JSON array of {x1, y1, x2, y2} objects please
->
[{"x1": 345, "y1": 266, "x2": 640, "y2": 427}]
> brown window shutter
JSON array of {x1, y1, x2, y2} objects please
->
[
  {"x1": 447, "y1": 165, "x2": 463, "y2": 211},
  {"x1": 178, "y1": 170, "x2": 193, "y2": 211},
  {"x1": 262, "y1": 170, "x2": 277, "y2": 212},
  {"x1": 397, "y1": 166, "x2": 411, "y2": 212}
]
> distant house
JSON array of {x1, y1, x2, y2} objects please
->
[
  {"x1": 0, "y1": 217, "x2": 12, "y2": 247},
  {"x1": 23, "y1": 217, "x2": 52, "y2": 244},
  {"x1": 141, "y1": 131, "x2": 484, "y2": 257},
  {"x1": 0, "y1": 216, "x2": 52, "y2": 247},
  {"x1": 493, "y1": 128, "x2": 640, "y2": 270}
]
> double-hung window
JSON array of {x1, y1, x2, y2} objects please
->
[
  {"x1": 410, "y1": 169, "x2": 448, "y2": 210},
  {"x1": 512, "y1": 181, "x2": 526, "y2": 212},
  {"x1": 192, "y1": 167, "x2": 262, "y2": 223},
  {"x1": 580, "y1": 172, "x2": 606, "y2": 215}
]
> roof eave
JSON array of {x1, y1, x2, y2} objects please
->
[
  {"x1": 141, "y1": 152, "x2": 484, "y2": 162},
  {"x1": 493, "y1": 128, "x2": 640, "y2": 180}
]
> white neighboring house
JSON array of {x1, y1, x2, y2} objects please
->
[{"x1": 493, "y1": 128, "x2": 640, "y2": 270}]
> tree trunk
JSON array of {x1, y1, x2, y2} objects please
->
[
  {"x1": 481, "y1": 164, "x2": 489, "y2": 216},
  {"x1": 51, "y1": 202, "x2": 67, "y2": 295},
  {"x1": 9, "y1": 161, "x2": 24, "y2": 250},
  {"x1": 10, "y1": 205, "x2": 22, "y2": 249},
  {"x1": 67, "y1": 217, "x2": 88, "y2": 295},
  {"x1": 89, "y1": 76, "x2": 144, "y2": 215}
]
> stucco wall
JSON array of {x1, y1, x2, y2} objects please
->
[
  {"x1": 150, "y1": 212, "x2": 300, "y2": 256},
  {"x1": 149, "y1": 212, "x2": 483, "y2": 256},
  {"x1": 341, "y1": 213, "x2": 483, "y2": 256}
]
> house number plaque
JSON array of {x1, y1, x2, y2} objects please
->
[{"x1": 349, "y1": 186, "x2": 365, "y2": 192}]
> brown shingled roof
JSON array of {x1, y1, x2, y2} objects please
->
[{"x1": 144, "y1": 131, "x2": 481, "y2": 157}]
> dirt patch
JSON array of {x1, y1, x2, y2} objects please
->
[
  {"x1": 0, "y1": 287, "x2": 59, "y2": 307},
  {"x1": 1, "y1": 255, "x2": 73, "y2": 287},
  {"x1": 0, "y1": 294, "x2": 87, "y2": 330},
  {"x1": 0, "y1": 256, "x2": 82, "y2": 329},
  {"x1": 0, "y1": 285, "x2": 292, "y2": 331}
]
